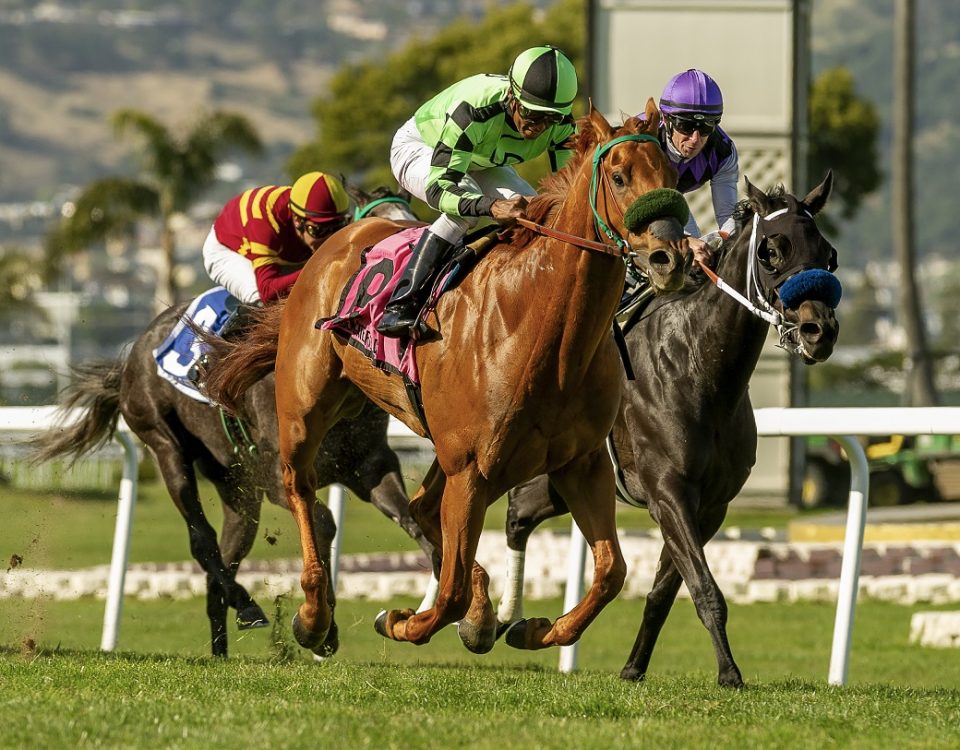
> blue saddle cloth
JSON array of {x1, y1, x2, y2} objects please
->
[{"x1": 153, "y1": 286, "x2": 239, "y2": 402}]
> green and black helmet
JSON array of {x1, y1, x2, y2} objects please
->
[{"x1": 508, "y1": 45, "x2": 578, "y2": 115}]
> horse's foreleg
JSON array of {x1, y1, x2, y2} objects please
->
[
  {"x1": 505, "y1": 450, "x2": 626, "y2": 650},
  {"x1": 651, "y1": 488, "x2": 742, "y2": 688},
  {"x1": 619, "y1": 546, "x2": 682, "y2": 682},
  {"x1": 376, "y1": 467, "x2": 490, "y2": 646}
]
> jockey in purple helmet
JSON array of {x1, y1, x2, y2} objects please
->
[{"x1": 654, "y1": 69, "x2": 740, "y2": 265}]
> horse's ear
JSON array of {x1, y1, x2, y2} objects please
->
[
  {"x1": 802, "y1": 170, "x2": 833, "y2": 216},
  {"x1": 744, "y1": 175, "x2": 771, "y2": 216},
  {"x1": 625, "y1": 98, "x2": 660, "y2": 138},
  {"x1": 582, "y1": 104, "x2": 614, "y2": 147}
]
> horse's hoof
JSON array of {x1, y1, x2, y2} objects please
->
[
  {"x1": 503, "y1": 619, "x2": 529, "y2": 650},
  {"x1": 236, "y1": 604, "x2": 270, "y2": 630},
  {"x1": 373, "y1": 610, "x2": 390, "y2": 639},
  {"x1": 291, "y1": 613, "x2": 328, "y2": 650},
  {"x1": 457, "y1": 618, "x2": 497, "y2": 655},
  {"x1": 619, "y1": 665, "x2": 645, "y2": 682},
  {"x1": 718, "y1": 667, "x2": 744, "y2": 690},
  {"x1": 503, "y1": 617, "x2": 552, "y2": 650},
  {"x1": 317, "y1": 621, "x2": 339, "y2": 658},
  {"x1": 495, "y1": 621, "x2": 514, "y2": 641}
]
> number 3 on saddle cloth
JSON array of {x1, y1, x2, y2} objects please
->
[
  {"x1": 318, "y1": 225, "x2": 460, "y2": 397},
  {"x1": 153, "y1": 286, "x2": 239, "y2": 403}
]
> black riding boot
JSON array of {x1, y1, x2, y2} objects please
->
[{"x1": 377, "y1": 230, "x2": 454, "y2": 338}]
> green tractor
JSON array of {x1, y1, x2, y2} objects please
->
[{"x1": 802, "y1": 433, "x2": 960, "y2": 509}]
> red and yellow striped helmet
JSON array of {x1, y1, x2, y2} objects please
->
[{"x1": 289, "y1": 172, "x2": 349, "y2": 223}]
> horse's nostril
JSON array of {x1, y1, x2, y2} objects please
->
[
  {"x1": 800, "y1": 322, "x2": 822, "y2": 341},
  {"x1": 649, "y1": 249, "x2": 672, "y2": 269}
]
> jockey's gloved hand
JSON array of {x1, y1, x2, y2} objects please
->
[
  {"x1": 687, "y1": 235, "x2": 716, "y2": 268},
  {"x1": 491, "y1": 195, "x2": 529, "y2": 224}
]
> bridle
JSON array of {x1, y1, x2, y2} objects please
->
[
  {"x1": 697, "y1": 206, "x2": 833, "y2": 356},
  {"x1": 353, "y1": 195, "x2": 413, "y2": 221},
  {"x1": 516, "y1": 133, "x2": 665, "y2": 259}
]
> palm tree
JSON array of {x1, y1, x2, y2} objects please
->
[{"x1": 46, "y1": 109, "x2": 263, "y2": 308}]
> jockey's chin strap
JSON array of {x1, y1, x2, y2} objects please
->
[
  {"x1": 696, "y1": 207, "x2": 809, "y2": 355},
  {"x1": 353, "y1": 196, "x2": 412, "y2": 221}
]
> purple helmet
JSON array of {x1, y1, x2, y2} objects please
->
[{"x1": 659, "y1": 69, "x2": 723, "y2": 118}]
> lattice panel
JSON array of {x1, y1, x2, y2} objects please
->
[{"x1": 685, "y1": 141, "x2": 791, "y2": 234}]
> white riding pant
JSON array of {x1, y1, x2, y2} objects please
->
[
  {"x1": 390, "y1": 117, "x2": 536, "y2": 245},
  {"x1": 201, "y1": 226, "x2": 261, "y2": 304}
]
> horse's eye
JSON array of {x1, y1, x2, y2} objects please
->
[{"x1": 612, "y1": 172, "x2": 625, "y2": 188}]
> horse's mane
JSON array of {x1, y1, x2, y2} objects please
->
[{"x1": 508, "y1": 116, "x2": 624, "y2": 249}]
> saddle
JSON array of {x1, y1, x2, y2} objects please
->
[
  {"x1": 153, "y1": 286, "x2": 239, "y2": 403},
  {"x1": 318, "y1": 225, "x2": 500, "y2": 385}
]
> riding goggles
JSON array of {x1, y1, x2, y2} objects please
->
[
  {"x1": 295, "y1": 215, "x2": 348, "y2": 239},
  {"x1": 517, "y1": 103, "x2": 566, "y2": 126},
  {"x1": 669, "y1": 115, "x2": 719, "y2": 137}
]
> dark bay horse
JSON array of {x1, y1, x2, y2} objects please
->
[
  {"x1": 202, "y1": 104, "x2": 694, "y2": 656},
  {"x1": 500, "y1": 174, "x2": 842, "y2": 687},
  {"x1": 30, "y1": 188, "x2": 432, "y2": 657}
]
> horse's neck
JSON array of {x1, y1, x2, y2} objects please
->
[
  {"x1": 698, "y1": 225, "x2": 771, "y2": 391},
  {"x1": 510, "y1": 169, "x2": 624, "y2": 388}
]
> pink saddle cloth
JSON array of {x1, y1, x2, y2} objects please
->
[{"x1": 318, "y1": 225, "x2": 428, "y2": 385}]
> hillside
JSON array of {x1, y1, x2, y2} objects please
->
[
  {"x1": 0, "y1": 0, "x2": 499, "y2": 202},
  {"x1": 0, "y1": 0, "x2": 958, "y2": 263}
]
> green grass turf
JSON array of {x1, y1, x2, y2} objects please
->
[{"x1": 2, "y1": 597, "x2": 959, "y2": 749}]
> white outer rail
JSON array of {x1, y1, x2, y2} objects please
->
[
  {"x1": 5, "y1": 406, "x2": 958, "y2": 683},
  {"x1": 560, "y1": 407, "x2": 960, "y2": 686}
]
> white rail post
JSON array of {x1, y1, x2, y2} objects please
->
[
  {"x1": 99, "y1": 430, "x2": 139, "y2": 651},
  {"x1": 828, "y1": 435, "x2": 869, "y2": 686},
  {"x1": 327, "y1": 483, "x2": 347, "y2": 591},
  {"x1": 558, "y1": 519, "x2": 588, "y2": 673}
]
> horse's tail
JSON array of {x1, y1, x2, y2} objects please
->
[
  {"x1": 29, "y1": 360, "x2": 124, "y2": 466},
  {"x1": 201, "y1": 300, "x2": 285, "y2": 413}
]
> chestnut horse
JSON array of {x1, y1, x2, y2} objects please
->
[
  {"x1": 500, "y1": 174, "x2": 842, "y2": 686},
  {"x1": 204, "y1": 103, "x2": 693, "y2": 656},
  {"x1": 31, "y1": 187, "x2": 432, "y2": 657}
]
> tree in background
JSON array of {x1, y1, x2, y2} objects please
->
[
  {"x1": 807, "y1": 66, "x2": 882, "y2": 234},
  {"x1": 893, "y1": 0, "x2": 938, "y2": 406},
  {"x1": 291, "y1": 0, "x2": 880, "y2": 233},
  {"x1": 45, "y1": 110, "x2": 263, "y2": 309},
  {"x1": 287, "y1": 0, "x2": 584, "y2": 200}
]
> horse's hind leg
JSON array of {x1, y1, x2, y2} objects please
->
[
  {"x1": 143, "y1": 429, "x2": 261, "y2": 657},
  {"x1": 505, "y1": 449, "x2": 626, "y2": 650},
  {"x1": 213, "y1": 477, "x2": 269, "y2": 631},
  {"x1": 277, "y1": 379, "x2": 357, "y2": 654}
]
